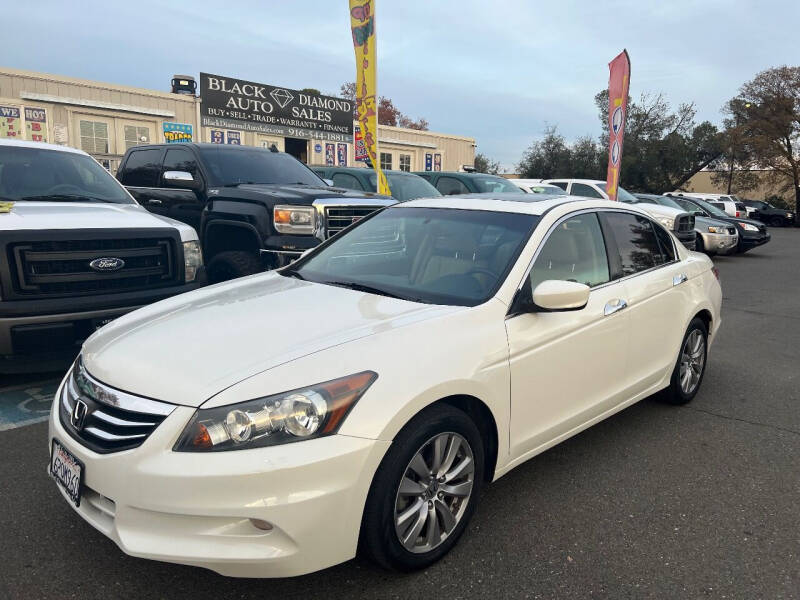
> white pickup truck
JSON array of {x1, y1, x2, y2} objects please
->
[{"x1": 0, "y1": 139, "x2": 204, "y2": 374}]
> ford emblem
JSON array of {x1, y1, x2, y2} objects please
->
[{"x1": 89, "y1": 257, "x2": 125, "y2": 272}]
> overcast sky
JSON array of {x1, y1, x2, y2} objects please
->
[{"x1": 5, "y1": 0, "x2": 799, "y2": 169}]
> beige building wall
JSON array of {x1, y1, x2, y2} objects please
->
[
  {"x1": 684, "y1": 170, "x2": 794, "y2": 203},
  {"x1": 0, "y1": 67, "x2": 475, "y2": 176}
]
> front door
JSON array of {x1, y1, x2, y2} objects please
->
[
  {"x1": 153, "y1": 147, "x2": 205, "y2": 233},
  {"x1": 506, "y1": 211, "x2": 629, "y2": 459}
]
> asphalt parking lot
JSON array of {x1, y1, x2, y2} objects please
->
[{"x1": 1, "y1": 229, "x2": 798, "y2": 599}]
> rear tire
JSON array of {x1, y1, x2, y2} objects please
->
[
  {"x1": 360, "y1": 404, "x2": 484, "y2": 572},
  {"x1": 206, "y1": 251, "x2": 263, "y2": 283},
  {"x1": 769, "y1": 216, "x2": 784, "y2": 227},
  {"x1": 661, "y1": 317, "x2": 708, "y2": 405}
]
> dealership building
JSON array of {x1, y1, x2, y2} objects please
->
[{"x1": 0, "y1": 67, "x2": 475, "y2": 175}]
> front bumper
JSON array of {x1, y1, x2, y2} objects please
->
[
  {"x1": 48, "y1": 378, "x2": 390, "y2": 578},
  {"x1": 0, "y1": 278, "x2": 206, "y2": 373},
  {"x1": 699, "y1": 231, "x2": 738, "y2": 255},
  {"x1": 740, "y1": 231, "x2": 771, "y2": 250}
]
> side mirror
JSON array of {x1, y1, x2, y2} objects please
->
[
  {"x1": 163, "y1": 170, "x2": 200, "y2": 190},
  {"x1": 531, "y1": 280, "x2": 590, "y2": 311},
  {"x1": 323, "y1": 178, "x2": 335, "y2": 187}
]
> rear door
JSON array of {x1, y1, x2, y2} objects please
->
[{"x1": 599, "y1": 211, "x2": 690, "y2": 392}]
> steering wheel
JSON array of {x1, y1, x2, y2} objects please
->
[
  {"x1": 48, "y1": 184, "x2": 85, "y2": 195},
  {"x1": 465, "y1": 268, "x2": 499, "y2": 282}
]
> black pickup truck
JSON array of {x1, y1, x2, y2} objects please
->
[{"x1": 117, "y1": 143, "x2": 395, "y2": 282}]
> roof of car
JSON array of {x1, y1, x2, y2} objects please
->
[
  {"x1": 316, "y1": 167, "x2": 425, "y2": 177},
  {"x1": 411, "y1": 171, "x2": 507, "y2": 178},
  {"x1": 395, "y1": 194, "x2": 653, "y2": 217},
  {"x1": 0, "y1": 139, "x2": 86, "y2": 154},
  {"x1": 544, "y1": 178, "x2": 604, "y2": 185}
]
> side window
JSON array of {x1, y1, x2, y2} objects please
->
[
  {"x1": 437, "y1": 176, "x2": 470, "y2": 195},
  {"x1": 569, "y1": 182, "x2": 604, "y2": 199},
  {"x1": 332, "y1": 173, "x2": 364, "y2": 190},
  {"x1": 530, "y1": 212, "x2": 610, "y2": 290},
  {"x1": 119, "y1": 148, "x2": 162, "y2": 187},
  {"x1": 161, "y1": 148, "x2": 199, "y2": 184},
  {"x1": 653, "y1": 223, "x2": 676, "y2": 263},
  {"x1": 709, "y1": 201, "x2": 725, "y2": 211},
  {"x1": 548, "y1": 181, "x2": 568, "y2": 191},
  {"x1": 601, "y1": 212, "x2": 663, "y2": 277}
]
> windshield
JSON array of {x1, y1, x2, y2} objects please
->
[
  {"x1": 369, "y1": 172, "x2": 442, "y2": 201},
  {"x1": 284, "y1": 206, "x2": 538, "y2": 306},
  {"x1": 197, "y1": 146, "x2": 325, "y2": 187},
  {"x1": 678, "y1": 196, "x2": 728, "y2": 218},
  {"x1": 528, "y1": 184, "x2": 563, "y2": 194},
  {"x1": 472, "y1": 176, "x2": 523, "y2": 193},
  {"x1": 650, "y1": 195, "x2": 683, "y2": 210},
  {"x1": 0, "y1": 146, "x2": 133, "y2": 203}
]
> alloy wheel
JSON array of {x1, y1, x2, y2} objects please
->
[
  {"x1": 679, "y1": 329, "x2": 706, "y2": 394},
  {"x1": 394, "y1": 432, "x2": 475, "y2": 554}
]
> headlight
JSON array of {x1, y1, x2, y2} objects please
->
[
  {"x1": 787, "y1": 213, "x2": 793, "y2": 218},
  {"x1": 658, "y1": 217, "x2": 675, "y2": 230},
  {"x1": 707, "y1": 226, "x2": 726, "y2": 234},
  {"x1": 274, "y1": 205, "x2": 315, "y2": 234},
  {"x1": 182, "y1": 240, "x2": 203, "y2": 282},
  {"x1": 739, "y1": 222, "x2": 759, "y2": 232},
  {"x1": 174, "y1": 371, "x2": 377, "y2": 452}
]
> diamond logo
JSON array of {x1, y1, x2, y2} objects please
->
[
  {"x1": 270, "y1": 88, "x2": 294, "y2": 109},
  {"x1": 611, "y1": 140, "x2": 620, "y2": 165},
  {"x1": 611, "y1": 106, "x2": 624, "y2": 136}
]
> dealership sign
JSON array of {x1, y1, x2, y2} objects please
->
[{"x1": 199, "y1": 73, "x2": 354, "y2": 142}]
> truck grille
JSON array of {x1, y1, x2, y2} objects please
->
[
  {"x1": 676, "y1": 214, "x2": 695, "y2": 233},
  {"x1": 324, "y1": 206, "x2": 381, "y2": 238},
  {"x1": 59, "y1": 359, "x2": 175, "y2": 454},
  {"x1": 8, "y1": 237, "x2": 177, "y2": 299}
]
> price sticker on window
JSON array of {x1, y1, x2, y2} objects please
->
[{"x1": 0, "y1": 201, "x2": 14, "y2": 213}]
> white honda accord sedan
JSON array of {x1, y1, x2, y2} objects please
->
[{"x1": 49, "y1": 195, "x2": 721, "y2": 577}]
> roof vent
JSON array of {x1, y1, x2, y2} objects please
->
[{"x1": 171, "y1": 75, "x2": 196, "y2": 95}]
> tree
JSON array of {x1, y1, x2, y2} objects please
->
[
  {"x1": 710, "y1": 98, "x2": 761, "y2": 195},
  {"x1": 729, "y1": 66, "x2": 800, "y2": 221},
  {"x1": 474, "y1": 152, "x2": 501, "y2": 174},
  {"x1": 300, "y1": 88, "x2": 321, "y2": 95},
  {"x1": 516, "y1": 126, "x2": 604, "y2": 180},
  {"x1": 339, "y1": 82, "x2": 429, "y2": 130},
  {"x1": 593, "y1": 90, "x2": 721, "y2": 193}
]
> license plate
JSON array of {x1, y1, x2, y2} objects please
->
[
  {"x1": 50, "y1": 439, "x2": 83, "y2": 507},
  {"x1": 92, "y1": 316, "x2": 117, "y2": 331}
]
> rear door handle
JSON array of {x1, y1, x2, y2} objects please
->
[
  {"x1": 147, "y1": 198, "x2": 163, "y2": 205},
  {"x1": 604, "y1": 298, "x2": 627, "y2": 316},
  {"x1": 673, "y1": 273, "x2": 688, "y2": 286}
]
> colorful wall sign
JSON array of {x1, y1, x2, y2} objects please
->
[
  {"x1": 354, "y1": 123, "x2": 369, "y2": 162},
  {"x1": 605, "y1": 50, "x2": 631, "y2": 201},
  {"x1": 210, "y1": 129, "x2": 225, "y2": 144},
  {"x1": 0, "y1": 106, "x2": 22, "y2": 138},
  {"x1": 163, "y1": 122, "x2": 193, "y2": 143},
  {"x1": 226, "y1": 131, "x2": 241, "y2": 145},
  {"x1": 325, "y1": 143, "x2": 335, "y2": 166},
  {"x1": 434, "y1": 153, "x2": 442, "y2": 171},
  {"x1": 24, "y1": 108, "x2": 47, "y2": 142},
  {"x1": 337, "y1": 143, "x2": 348, "y2": 166},
  {"x1": 425, "y1": 153, "x2": 433, "y2": 171}
]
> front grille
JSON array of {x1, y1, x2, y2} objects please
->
[
  {"x1": 9, "y1": 237, "x2": 177, "y2": 299},
  {"x1": 675, "y1": 214, "x2": 695, "y2": 233},
  {"x1": 59, "y1": 359, "x2": 175, "y2": 454},
  {"x1": 324, "y1": 206, "x2": 382, "y2": 238}
]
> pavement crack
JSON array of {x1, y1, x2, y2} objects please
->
[{"x1": 681, "y1": 405, "x2": 800, "y2": 437}]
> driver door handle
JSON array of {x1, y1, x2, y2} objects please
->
[
  {"x1": 673, "y1": 273, "x2": 688, "y2": 286},
  {"x1": 604, "y1": 298, "x2": 627, "y2": 316},
  {"x1": 147, "y1": 198, "x2": 163, "y2": 205}
]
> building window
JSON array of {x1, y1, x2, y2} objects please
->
[
  {"x1": 79, "y1": 120, "x2": 109, "y2": 154},
  {"x1": 124, "y1": 125, "x2": 151, "y2": 150},
  {"x1": 399, "y1": 154, "x2": 411, "y2": 172},
  {"x1": 380, "y1": 152, "x2": 392, "y2": 171}
]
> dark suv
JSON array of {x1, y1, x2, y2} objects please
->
[
  {"x1": 312, "y1": 167, "x2": 441, "y2": 201},
  {"x1": 412, "y1": 171, "x2": 523, "y2": 195},
  {"x1": 742, "y1": 200, "x2": 795, "y2": 227},
  {"x1": 117, "y1": 144, "x2": 394, "y2": 282}
]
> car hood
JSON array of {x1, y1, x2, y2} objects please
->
[
  {"x1": 695, "y1": 216, "x2": 734, "y2": 230},
  {"x1": 217, "y1": 183, "x2": 395, "y2": 204},
  {"x1": 81, "y1": 272, "x2": 461, "y2": 406},
  {"x1": 715, "y1": 215, "x2": 765, "y2": 227},
  {"x1": 0, "y1": 201, "x2": 197, "y2": 240}
]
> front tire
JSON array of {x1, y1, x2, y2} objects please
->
[
  {"x1": 662, "y1": 317, "x2": 708, "y2": 405},
  {"x1": 769, "y1": 216, "x2": 784, "y2": 227},
  {"x1": 206, "y1": 250, "x2": 263, "y2": 283},
  {"x1": 360, "y1": 404, "x2": 484, "y2": 571}
]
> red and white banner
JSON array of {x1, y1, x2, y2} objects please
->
[{"x1": 605, "y1": 50, "x2": 631, "y2": 201}]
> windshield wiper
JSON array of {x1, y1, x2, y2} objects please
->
[
  {"x1": 20, "y1": 194, "x2": 111, "y2": 203},
  {"x1": 281, "y1": 268, "x2": 305, "y2": 280},
  {"x1": 321, "y1": 280, "x2": 420, "y2": 302}
]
